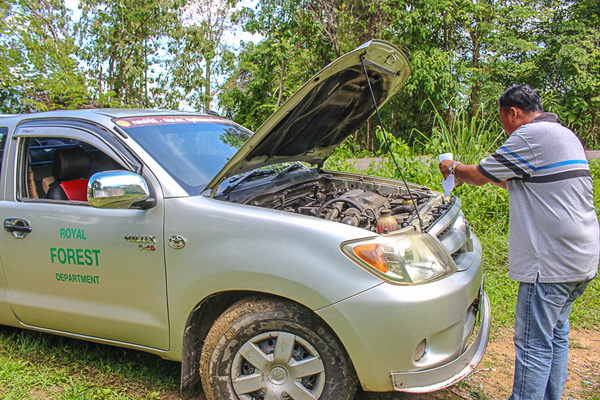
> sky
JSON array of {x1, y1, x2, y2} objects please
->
[{"x1": 64, "y1": 0, "x2": 81, "y2": 20}]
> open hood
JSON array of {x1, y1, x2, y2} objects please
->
[{"x1": 205, "y1": 40, "x2": 412, "y2": 194}]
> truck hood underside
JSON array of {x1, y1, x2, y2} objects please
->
[{"x1": 205, "y1": 40, "x2": 412, "y2": 194}]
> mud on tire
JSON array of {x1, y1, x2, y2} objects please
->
[{"x1": 200, "y1": 296, "x2": 357, "y2": 400}]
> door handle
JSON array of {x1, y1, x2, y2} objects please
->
[{"x1": 4, "y1": 218, "x2": 32, "y2": 239}]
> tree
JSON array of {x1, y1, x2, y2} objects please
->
[
  {"x1": 156, "y1": 0, "x2": 238, "y2": 112},
  {"x1": 0, "y1": 0, "x2": 89, "y2": 112},
  {"x1": 220, "y1": 0, "x2": 600, "y2": 149},
  {"x1": 78, "y1": 0, "x2": 179, "y2": 107},
  {"x1": 220, "y1": 0, "x2": 468, "y2": 143},
  {"x1": 530, "y1": 0, "x2": 600, "y2": 147},
  {"x1": 218, "y1": 0, "x2": 331, "y2": 129}
]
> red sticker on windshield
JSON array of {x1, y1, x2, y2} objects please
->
[{"x1": 114, "y1": 116, "x2": 225, "y2": 128}]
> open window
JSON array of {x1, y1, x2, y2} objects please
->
[{"x1": 21, "y1": 137, "x2": 125, "y2": 202}]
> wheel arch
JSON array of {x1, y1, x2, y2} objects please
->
[{"x1": 178, "y1": 290, "x2": 355, "y2": 398}]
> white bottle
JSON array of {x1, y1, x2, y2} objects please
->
[{"x1": 439, "y1": 152, "x2": 454, "y2": 196}]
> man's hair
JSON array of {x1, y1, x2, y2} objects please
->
[{"x1": 498, "y1": 84, "x2": 544, "y2": 113}]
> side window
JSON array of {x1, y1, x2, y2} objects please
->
[{"x1": 22, "y1": 137, "x2": 124, "y2": 202}]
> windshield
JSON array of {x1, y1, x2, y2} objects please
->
[{"x1": 114, "y1": 116, "x2": 252, "y2": 195}]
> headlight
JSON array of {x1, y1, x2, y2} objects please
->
[{"x1": 341, "y1": 232, "x2": 456, "y2": 285}]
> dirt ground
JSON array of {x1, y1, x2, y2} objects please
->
[
  {"x1": 354, "y1": 328, "x2": 600, "y2": 400},
  {"x1": 463, "y1": 328, "x2": 600, "y2": 400},
  {"x1": 180, "y1": 328, "x2": 599, "y2": 400}
]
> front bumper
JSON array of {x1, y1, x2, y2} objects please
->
[
  {"x1": 392, "y1": 291, "x2": 490, "y2": 392},
  {"x1": 316, "y1": 232, "x2": 488, "y2": 392}
]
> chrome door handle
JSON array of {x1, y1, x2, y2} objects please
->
[{"x1": 4, "y1": 218, "x2": 32, "y2": 239}]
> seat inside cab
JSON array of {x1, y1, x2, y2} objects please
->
[
  {"x1": 46, "y1": 147, "x2": 90, "y2": 201},
  {"x1": 26, "y1": 138, "x2": 124, "y2": 201}
]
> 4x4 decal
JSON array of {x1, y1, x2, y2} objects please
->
[{"x1": 124, "y1": 234, "x2": 157, "y2": 251}]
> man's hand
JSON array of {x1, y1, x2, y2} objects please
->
[
  {"x1": 439, "y1": 159, "x2": 504, "y2": 188},
  {"x1": 439, "y1": 159, "x2": 457, "y2": 179}
]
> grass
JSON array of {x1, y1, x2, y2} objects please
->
[{"x1": 0, "y1": 327, "x2": 180, "y2": 399}]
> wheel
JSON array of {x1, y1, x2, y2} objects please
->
[{"x1": 200, "y1": 296, "x2": 357, "y2": 400}]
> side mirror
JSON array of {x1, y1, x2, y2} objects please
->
[{"x1": 88, "y1": 171, "x2": 154, "y2": 209}]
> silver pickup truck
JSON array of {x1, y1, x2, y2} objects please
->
[{"x1": 0, "y1": 40, "x2": 489, "y2": 400}]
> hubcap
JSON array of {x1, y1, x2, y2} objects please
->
[{"x1": 231, "y1": 331, "x2": 325, "y2": 400}]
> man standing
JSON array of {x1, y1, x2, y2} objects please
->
[{"x1": 439, "y1": 84, "x2": 598, "y2": 400}]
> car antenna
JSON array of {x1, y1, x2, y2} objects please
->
[{"x1": 359, "y1": 52, "x2": 425, "y2": 232}]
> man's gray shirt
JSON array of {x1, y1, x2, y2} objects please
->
[{"x1": 478, "y1": 113, "x2": 599, "y2": 283}]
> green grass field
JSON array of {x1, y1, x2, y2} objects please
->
[{"x1": 0, "y1": 326, "x2": 180, "y2": 399}]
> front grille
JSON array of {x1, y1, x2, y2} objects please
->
[{"x1": 427, "y1": 197, "x2": 475, "y2": 271}]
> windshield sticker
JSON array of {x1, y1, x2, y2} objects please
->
[{"x1": 114, "y1": 116, "x2": 225, "y2": 128}]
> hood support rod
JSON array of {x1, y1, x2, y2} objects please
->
[{"x1": 359, "y1": 52, "x2": 425, "y2": 232}]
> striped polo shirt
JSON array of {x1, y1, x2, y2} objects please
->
[{"x1": 478, "y1": 113, "x2": 599, "y2": 283}]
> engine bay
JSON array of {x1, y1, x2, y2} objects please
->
[{"x1": 217, "y1": 164, "x2": 451, "y2": 233}]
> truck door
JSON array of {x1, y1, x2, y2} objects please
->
[{"x1": 0, "y1": 124, "x2": 169, "y2": 350}]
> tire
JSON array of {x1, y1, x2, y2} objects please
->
[{"x1": 200, "y1": 296, "x2": 357, "y2": 400}]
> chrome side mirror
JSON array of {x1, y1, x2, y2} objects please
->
[{"x1": 88, "y1": 171, "x2": 152, "y2": 209}]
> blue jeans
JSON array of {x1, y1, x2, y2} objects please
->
[{"x1": 509, "y1": 279, "x2": 592, "y2": 400}]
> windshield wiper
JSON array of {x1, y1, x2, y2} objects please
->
[
  {"x1": 223, "y1": 169, "x2": 277, "y2": 195},
  {"x1": 275, "y1": 161, "x2": 306, "y2": 178}
]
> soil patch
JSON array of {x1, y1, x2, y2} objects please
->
[
  {"x1": 355, "y1": 328, "x2": 600, "y2": 400},
  {"x1": 464, "y1": 328, "x2": 600, "y2": 400}
]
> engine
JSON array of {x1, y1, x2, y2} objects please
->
[{"x1": 220, "y1": 167, "x2": 444, "y2": 233}]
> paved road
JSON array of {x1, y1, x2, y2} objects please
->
[
  {"x1": 586, "y1": 150, "x2": 600, "y2": 160},
  {"x1": 347, "y1": 151, "x2": 600, "y2": 172}
]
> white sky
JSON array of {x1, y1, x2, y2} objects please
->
[{"x1": 64, "y1": 0, "x2": 81, "y2": 20}]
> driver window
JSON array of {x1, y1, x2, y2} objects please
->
[{"x1": 23, "y1": 137, "x2": 124, "y2": 202}]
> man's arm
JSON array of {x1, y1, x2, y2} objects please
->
[{"x1": 439, "y1": 160, "x2": 507, "y2": 189}]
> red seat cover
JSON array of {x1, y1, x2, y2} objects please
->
[{"x1": 59, "y1": 179, "x2": 89, "y2": 201}]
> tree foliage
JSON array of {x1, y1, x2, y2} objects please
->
[
  {"x1": 78, "y1": 0, "x2": 181, "y2": 107},
  {"x1": 155, "y1": 0, "x2": 238, "y2": 112},
  {"x1": 531, "y1": 0, "x2": 600, "y2": 147},
  {"x1": 218, "y1": 0, "x2": 330, "y2": 128},
  {"x1": 0, "y1": 0, "x2": 89, "y2": 112},
  {"x1": 1, "y1": 0, "x2": 598, "y2": 148},
  {"x1": 221, "y1": 0, "x2": 600, "y2": 148}
]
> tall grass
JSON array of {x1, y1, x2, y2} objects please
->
[
  {"x1": 581, "y1": 160, "x2": 600, "y2": 328},
  {"x1": 415, "y1": 102, "x2": 506, "y2": 165}
]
